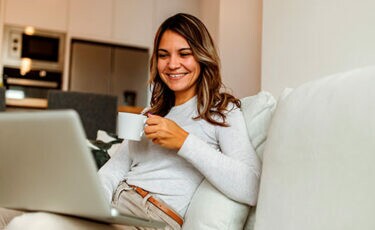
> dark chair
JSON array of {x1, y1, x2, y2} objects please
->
[
  {"x1": 0, "y1": 87, "x2": 5, "y2": 111},
  {"x1": 47, "y1": 90, "x2": 118, "y2": 140}
]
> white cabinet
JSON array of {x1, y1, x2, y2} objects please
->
[
  {"x1": 69, "y1": 0, "x2": 154, "y2": 48},
  {"x1": 112, "y1": 0, "x2": 154, "y2": 48},
  {"x1": 4, "y1": 0, "x2": 68, "y2": 31},
  {"x1": 68, "y1": 0, "x2": 113, "y2": 40},
  {"x1": 2, "y1": 0, "x2": 200, "y2": 48}
]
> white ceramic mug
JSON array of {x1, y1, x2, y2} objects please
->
[{"x1": 117, "y1": 112, "x2": 147, "y2": 141}]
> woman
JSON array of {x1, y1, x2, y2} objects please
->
[{"x1": 0, "y1": 13, "x2": 261, "y2": 230}]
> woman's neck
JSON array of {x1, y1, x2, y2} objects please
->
[{"x1": 174, "y1": 93, "x2": 196, "y2": 106}]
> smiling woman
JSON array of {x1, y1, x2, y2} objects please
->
[
  {"x1": 156, "y1": 30, "x2": 201, "y2": 105},
  {"x1": 0, "y1": 13, "x2": 261, "y2": 230}
]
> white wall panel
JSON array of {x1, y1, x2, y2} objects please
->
[
  {"x1": 218, "y1": 0, "x2": 262, "y2": 98},
  {"x1": 262, "y1": 0, "x2": 375, "y2": 97}
]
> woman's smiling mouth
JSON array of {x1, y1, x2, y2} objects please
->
[{"x1": 167, "y1": 73, "x2": 188, "y2": 79}]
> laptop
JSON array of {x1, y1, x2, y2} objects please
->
[{"x1": 0, "y1": 110, "x2": 165, "y2": 228}]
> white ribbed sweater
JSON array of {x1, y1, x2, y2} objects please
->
[{"x1": 98, "y1": 96, "x2": 261, "y2": 216}]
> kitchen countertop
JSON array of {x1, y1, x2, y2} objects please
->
[
  {"x1": 6, "y1": 98, "x2": 144, "y2": 113},
  {"x1": 6, "y1": 98, "x2": 48, "y2": 109}
]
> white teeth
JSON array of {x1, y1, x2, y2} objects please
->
[{"x1": 169, "y1": 73, "x2": 186, "y2": 78}]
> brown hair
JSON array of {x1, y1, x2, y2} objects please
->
[{"x1": 147, "y1": 13, "x2": 240, "y2": 126}]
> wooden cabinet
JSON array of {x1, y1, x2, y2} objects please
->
[
  {"x1": 70, "y1": 41, "x2": 111, "y2": 94},
  {"x1": 68, "y1": 0, "x2": 113, "y2": 40},
  {"x1": 3, "y1": 0, "x2": 68, "y2": 31},
  {"x1": 111, "y1": 46, "x2": 149, "y2": 107}
]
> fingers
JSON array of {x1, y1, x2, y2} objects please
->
[
  {"x1": 145, "y1": 114, "x2": 162, "y2": 125},
  {"x1": 144, "y1": 114, "x2": 164, "y2": 136},
  {"x1": 143, "y1": 114, "x2": 188, "y2": 150},
  {"x1": 144, "y1": 130, "x2": 160, "y2": 140},
  {"x1": 144, "y1": 124, "x2": 158, "y2": 135}
]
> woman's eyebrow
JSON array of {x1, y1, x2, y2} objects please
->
[
  {"x1": 179, "y1": 48, "x2": 192, "y2": 52},
  {"x1": 157, "y1": 48, "x2": 192, "y2": 52}
]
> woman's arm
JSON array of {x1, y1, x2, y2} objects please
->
[
  {"x1": 178, "y1": 108, "x2": 261, "y2": 205},
  {"x1": 97, "y1": 141, "x2": 132, "y2": 203}
]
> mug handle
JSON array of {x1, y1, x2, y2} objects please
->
[{"x1": 140, "y1": 117, "x2": 147, "y2": 138}]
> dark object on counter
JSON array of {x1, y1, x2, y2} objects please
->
[
  {"x1": 0, "y1": 87, "x2": 5, "y2": 111},
  {"x1": 123, "y1": 90, "x2": 136, "y2": 106},
  {"x1": 47, "y1": 90, "x2": 117, "y2": 139}
]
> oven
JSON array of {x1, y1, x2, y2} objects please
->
[
  {"x1": 2, "y1": 67, "x2": 61, "y2": 107},
  {"x1": 1, "y1": 25, "x2": 65, "y2": 108},
  {"x1": 2, "y1": 25, "x2": 65, "y2": 71}
]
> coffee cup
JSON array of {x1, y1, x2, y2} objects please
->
[{"x1": 117, "y1": 112, "x2": 147, "y2": 141}]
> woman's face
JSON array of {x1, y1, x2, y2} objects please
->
[{"x1": 157, "y1": 30, "x2": 201, "y2": 104}]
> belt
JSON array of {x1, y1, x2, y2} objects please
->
[{"x1": 130, "y1": 185, "x2": 184, "y2": 226}]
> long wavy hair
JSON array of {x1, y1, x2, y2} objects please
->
[{"x1": 147, "y1": 13, "x2": 241, "y2": 126}]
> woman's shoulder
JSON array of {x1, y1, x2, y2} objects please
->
[
  {"x1": 217, "y1": 101, "x2": 241, "y2": 115},
  {"x1": 224, "y1": 103, "x2": 243, "y2": 121},
  {"x1": 208, "y1": 102, "x2": 241, "y2": 124}
]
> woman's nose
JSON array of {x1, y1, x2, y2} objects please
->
[{"x1": 168, "y1": 55, "x2": 180, "y2": 69}]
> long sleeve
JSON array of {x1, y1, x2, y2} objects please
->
[
  {"x1": 177, "y1": 108, "x2": 261, "y2": 205},
  {"x1": 97, "y1": 140, "x2": 132, "y2": 203}
]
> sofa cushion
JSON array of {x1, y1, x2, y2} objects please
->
[
  {"x1": 255, "y1": 66, "x2": 375, "y2": 230},
  {"x1": 241, "y1": 91, "x2": 277, "y2": 160},
  {"x1": 183, "y1": 180, "x2": 250, "y2": 230},
  {"x1": 182, "y1": 91, "x2": 276, "y2": 230}
]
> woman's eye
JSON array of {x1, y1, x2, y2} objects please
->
[
  {"x1": 180, "y1": 53, "x2": 192, "y2": 57},
  {"x1": 158, "y1": 53, "x2": 168, "y2": 58}
]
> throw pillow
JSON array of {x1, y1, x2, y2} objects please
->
[
  {"x1": 182, "y1": 180, "x2": 250, "y2": 230},
  {"x1": 182, "y1": 91, "x2": 277, "y2": 230},
  {"x1": 240, "y1": 91, "x2": 277, "y2": 160},
  {"x1": 88, "y1": 130, "x2": 123, "y2": 169}
]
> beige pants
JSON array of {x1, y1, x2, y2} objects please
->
[{"x1": 0, "y1": 182, "x2": 182, "y2": 230}]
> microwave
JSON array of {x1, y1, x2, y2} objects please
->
[{"x1": 2, "y1": 25, "x2": 65, "y2": 72}]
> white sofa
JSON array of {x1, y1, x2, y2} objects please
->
[
  {"x1": 7, "y1": 66, "x2": 375, "y2": 229},
  {"x1": 183, "y1": 66, "x2": 375, "y2": 230}
]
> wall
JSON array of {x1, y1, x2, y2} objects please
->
[
  {"x1": 153, "y1": 0, "x2": 201, "y2": 36},
  {"x1": 262, "y1": 0, "x2": 375, "y2": 98},
  {"x1": 0, "y1": 0, "x2": 4, "y2": 84},
  {"x1": 200, "y1": 0, "x2": 219, "y2": 44},
  {"x1": 217, "y1": 0, "x2": 262, "y2": 98}
]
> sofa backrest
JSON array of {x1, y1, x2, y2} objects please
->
[
  {"x1": 0, "y1": 88, "x2": 5, "y2": 111},
  {"x1": 47, "y1": 90, "x2": 117, "y2": 140},
  {"x1": 254, "y1": 66, "x2": 375, "y2": 230}
]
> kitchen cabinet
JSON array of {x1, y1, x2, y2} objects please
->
[
  {"x1": 70, "y1": 41, "x2": 111, "y2": 95},
  {"x1": 111, "y1": 46, "x2": 149, "y2": 107},
  {"x1": 112, "y1": 0, "x2": 154, "y2": 48},
  {"x1": 3, "y1": 0, "x2": 68, "y2": 31},
  {"x1": 69, "y1": 0, "x2": 154, "y2": 48},
  {"x1": 68, "y1": 0, "x2": 113, "y2": 40},
  {"x1": 2, "y1": 0, "x2": 201, "y2": 48},
  {"x1": 69, "y1": 40, "x2": 149, "y2": 107}
]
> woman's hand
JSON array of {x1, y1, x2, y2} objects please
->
[{"x1": 144, "y1": 114, "x2": 189, "y2": 150}]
